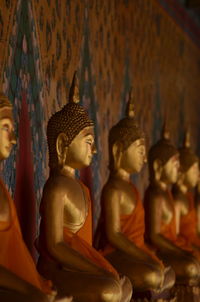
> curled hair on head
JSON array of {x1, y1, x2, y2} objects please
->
[
  {"x1": 179, "y1": 129, "x2": 198, "y2": 173},
  {"x1": 47, "y1": 72, "x2": 94, "y2": 169},
  {"x1": 108, "y1": 87, "x2": 144, "y2": 171},
  {"x1": 0, "y1": 93, "x2": 13, "y2": 120}
]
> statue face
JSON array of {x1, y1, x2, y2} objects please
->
[
  {"x1": 65, "y1": 126, "x2": 96, "y2": 169},
  {"x1": 120, "y1": 138, "x2": 146, "y2": 173},
  {"x1": 0, "y1": 118, "x2": 16, "y2": 161},
  {"x1": 161, "y1": 154, "x2": 179, "y2": 184},
  {"x1": 184, "y1": 162, "x2": 199, "y2": 188}
]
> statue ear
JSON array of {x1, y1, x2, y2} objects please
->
[
  {"x1": 56, "y1": 133, "x2": 68, "y2": 164},
  {"x1": 153, "y1": 159, "x2": 162, "y2": 181},
  {"x1": 112, "y1": 142, "x2": 123, "y2": 170}
]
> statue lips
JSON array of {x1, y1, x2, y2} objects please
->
[
  {"x1": 88, "y1": 155, "x2": 93, "y2": 162},
  {"x1": 138, "y1": 161, "x2": 144, "y2": 171},
  {"x1": 132, "y1": 159, "x2": 144, "y2": 173},
  {"x1": 6, "y1": 145, "x2": 12, "y2": 152},
  {"x1": 5, "y1": 145, "x2": 13, "y2": 156}
]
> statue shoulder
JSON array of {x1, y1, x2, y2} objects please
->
[
  {"x1": 102, "y1": 179, "x2": 125, "y2": 198},
  {"x1": 144, "y1": 184, "x2": 166, "y2": 209},
  {"x1": 42, "y1": 175, "x2": 77, "y2": 201},
  {"x1": 172, "y1": 186, "x2": 189, "y2": 214},
  {"x1": 172, "y1": 186, "x2": 185, "y2": 204}
]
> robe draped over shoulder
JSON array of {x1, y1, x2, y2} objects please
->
[
  {"x1": 99, "y1": 183, "x2": 163, "y2": 267},
  {"x1": 178, "y1": 192, "x2": 200, "y2": 247},
  {"x1": 39, "y1": 180, "x2": 118, "y2": 278},
  {"x1": 0, "y1": 178, "x2": 52, "y2": 294},
  {"x1": 160, "y1": 190, "x2": 194, "y2": 253}
]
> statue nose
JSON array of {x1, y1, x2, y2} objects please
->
[
  {"x1": 92, "y1": 144, "x2": 97, "y2": 154},
  {"x1": 10, "y1": 131, "x2": 17, "y2": 145}
]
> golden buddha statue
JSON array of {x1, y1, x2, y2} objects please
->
[
  {"x1": 95, "y1": 89, "x2": 175, "y2": 301},
  {"x1": 196, "y1": 171, "x2": 200, "y2": 236},
  {"x1": 37, "y1": 73, "x2": 132, "y2": 302},
  {"x1": 172, "y1": 130, "x2": 200, "y2": 253},
  {"x1": 144, "y1": 125, "x2": 200, "y2": 289},
  {"x1": 0, "y1": 94, "x2": 66, "y2": 302}
]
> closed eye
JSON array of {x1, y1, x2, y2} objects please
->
[
  {"x1": 138, "y1": 148, "x2": 144, "y2": 154},
  {"x1": 2, "y1": 125, "x2": 9, "y2": 132}
]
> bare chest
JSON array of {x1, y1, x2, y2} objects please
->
[
  {"x1": 179, "y1": 196, "x2": 190, "y2": 216},
  {"x1": 161, "y1": 196, "x2": 174, "y2": 224},
  {"x1": 118, "y1": 184, "x2": 136, "y2": 215},
  {"x1": 63, "y1": 184, "x2": 89, "y2": 233}
]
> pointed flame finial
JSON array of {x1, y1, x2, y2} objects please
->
[
  {"x1": 69, "y1": 71, "x2": 80, "y2": 104},
  {"x1": 184, "y1": 128, "x2": 191, "y2": 148},
  {"x1": 126, "y1": 87, "x2": 135, "y2": 118},
  {"x1": 162, "y1": 117, "x2": 170, "y2": 140}
]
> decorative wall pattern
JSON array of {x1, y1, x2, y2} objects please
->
[
  {"x1": 0, "y1": 0, "x2": 17, "y2": 86},
  {"x1": 0, "y1": 0, "x2": 200, "y2": 236},
  {"x1": 32, "y1": 0, "x2": 85, "y2": 118}
]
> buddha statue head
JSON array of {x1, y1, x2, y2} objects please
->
[
  {"x1": 47, "y1": 72, "x2": 96, "y2": 171},
  {"x1": 178, "y1": 130, "x2": 199, "y2": 188},
  {"x1": 0, "y1": 94, "x2": 16, "y2": 161},
  {"x1": 148, "y1": 123, "x2": 179, "y2": 185},
  {"x1": 108, "y1": 88, "x2": 146, "y2": 174}
]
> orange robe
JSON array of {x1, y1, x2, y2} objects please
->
[
  {"x1": 178, "y1": 192, "x2": 200, "y2": 248},
  {"x1": 39, "y1": 181, "x2": 118, "y2": 278},
  {"x1": 100, "y1": 184, "x2": 163, "y2": 266},
  {"x1": 0, "y1": 178, "x2": 51, "y2": 293},
  {"x1": 160, "y1": 190, "x2": 194, "y2": 253}
]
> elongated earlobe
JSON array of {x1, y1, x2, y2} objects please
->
[
  {"x1": 153, "y1": 159, "x2": 162, "y2": 181},
  {"x1": 56, "y1": 133, "x2": 68, "y2": 167},
  {"x1": 112, "y1": 142, "x2": 122, "y2": 171}
]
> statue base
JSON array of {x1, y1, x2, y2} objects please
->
[
  {"x1": 175, "y1": 284, "x2": 200, "y2": 302},
  {"x1": 132, "y1": 287, "x2": 177, "y2": 302}
]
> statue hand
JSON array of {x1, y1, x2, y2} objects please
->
[
  {"x1": 144, "y1": 255, "x2": 164, "y2": 272},
  {"x1": 183, "y1": 252, "x2": 200, "y2": 268},
  {"x1": 47, "y1": 290, "x2": 57, "y2": 302},
  {"x1": 47, "y1": 290, "x2": 73, "y2": 302},
  {"x1": 151, "y1": 260, "x2": 164, "y2": 272},
  {"x1": 54, "y1": 296, "x2": 73, "y2": 302},
  {"x1": 96, "y1": 267, "x2": 120, "y2": 282}
]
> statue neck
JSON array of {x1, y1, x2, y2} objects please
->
[
  {"x1": 110, "y1": 168, "x2": 131, "y2": 182},
  {"x1": 177, "y1": 180, "x2": 188, "y2": 194},
  {"x1": 0, "y1": 161, "x2": 3, "y2": 173},
  {"x1": 155, "y1": 179, "x2": 169, "y2": 191},
  {"x1": 51, "y1": 165, "x2": 76, "y2": 178}
]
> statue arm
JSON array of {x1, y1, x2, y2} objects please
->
[
  {"x1": 104, "y1": 188, "x2": 161, "y2": 267},
  {"x1": 148, "y1": 194, "x2": 186, "y2": 256},
  {"x1": 174, "y1": 200, "x2": 183, "y2": 235},
  {"x1": 0, "y1": 265, "x2": 47, "y2": 301},
  {"x1": 196, "y1": 182, "x2": 200, "y2": 235},
  {"x1": 44, "y1": 188, "x2": 113, "y2": 277},
  {"x1": 197, "y1": 203, "x2": 200, "y2": 235}
]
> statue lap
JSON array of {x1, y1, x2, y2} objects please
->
[{"x1": 37, "y1": 256, "x2": 122, "y2": 302}]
